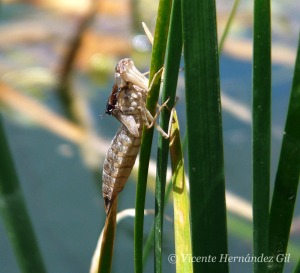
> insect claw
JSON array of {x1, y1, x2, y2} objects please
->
[
  {"x1": 104, "y1": 197, "x2": 112, "y2": 216},
  {"x1": 100, "y1": 112, "x2": 107, "y2": 119}
]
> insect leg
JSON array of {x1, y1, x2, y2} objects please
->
[
  {"x1": 145, "y1": 96, "x2": 178, "y2": 139},
  {"x1": 147, "y1": 97, "x2": 170, "y2": 128},
  {"x1": 147, "y1": 67, "x2": 164, "y2": 92},
  {"x1": 156, "y1": 96, "x2": 179, "y2": 111},
  {"x1": 142, "y1": 22, "x2": 154, "y2": 45},
  {"x1": 144, "y1": 110, "x2": 169, "y2": 139}
]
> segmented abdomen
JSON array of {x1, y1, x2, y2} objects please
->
[{"x1": 102, "y1": 121, "x2": 142, "y2": 215}]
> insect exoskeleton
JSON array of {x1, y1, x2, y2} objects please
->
[
  {"x1": 102, "y1": 58, "x2": 170, "y2": 215},
  {"x1": 102, "y1": 59, "x2": 148, "y2": 215},
  {"x1": 114, "y1": 58, "x2": 149, "y2": 91}
]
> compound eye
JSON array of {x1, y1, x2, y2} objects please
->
[{"x1": 105, "y1": 102, "x2": 114, "y2": 115}]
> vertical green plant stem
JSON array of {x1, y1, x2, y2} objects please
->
[
  {"x1": 154, "y1": 0, "x2": 182, "y2": 272},
  {"x1": 134, "y1": 0, "x2": 172, "y2": 272},
  {"x1": 180, "y1": 0, "x2": 240, "y2": 158},
  {"x1": 218, "y1": 0, "x2": 240, "y2": 52},
  {"x1": 181, "y1": 0, "x2": 228, "y2": 272},
  {"x1": 0, "y1": 116, "x2": 47, "y2": 273},
  {"x1": 268, "y1": 33, "x2": 300, "y2": 273},
  {"x1": 141, "y1": 0, "x2": 240, "y2": 265},
  {"x1": 97, "y1": 198, "x2": 118, "y2": 273},
  {"x1": 293, "y1": 257, "x2": 300, "y2": 273},
  {"x1": 142, "y1": 179, "x2": 173, "y2": 266},
  {"x1": 169, "y1": 111, "x2": 193, "y2": 273},
  {"x1": 252, "y1": 1, "x2": 271, "y2": 272}
]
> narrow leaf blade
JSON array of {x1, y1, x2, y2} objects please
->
[
  {"x1": 170, "y1": 111, "x2": 193, "y2": 273},
  {"x1": 0, "y1": 116, "x2": 47, "y2": 273},
  {"x1": 182, "y1": 1, "x2": 229, "y2": 272},
  {"x1": 268, "y1": 32, "x2": 300, "y2": 273},
  {"x1": 252, "y1": 0, "x2": 271, "y2": 272}
]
